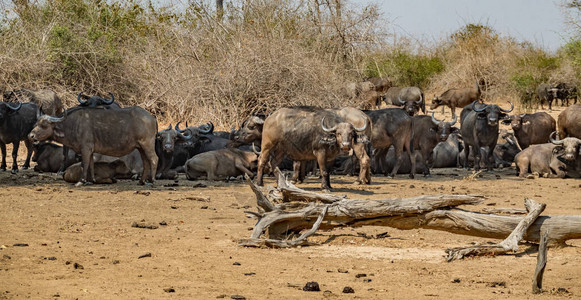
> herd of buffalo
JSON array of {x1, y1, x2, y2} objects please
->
[{"x1": 0, "y1": 82, "x2": 580, "y2": 190}]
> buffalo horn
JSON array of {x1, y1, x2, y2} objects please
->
[
  {"x1": 177, "y1": 131, "x2": 191, "y2": 141},
  {"x1": 448, "y1": 113, "x2": 458, "y2": 126},
  {"x1": 175, "y1": 121, "x2": 187, "y2": 133},
  {"x1": 6, "y1": 101, "x2": 22, "y2": 111},
  {"x1": 353, "y1": 119, "x2": 368, "y2": 132},
  {"x1": 500, "y1": 101, "x2": 514, "y2": 113},
  {"x1": 200, "y1": 122, "x2": 214, "y2": 134},
  {"x1": 396, "y1": 96, "x2": 406, "y2": 105},
  {"x1": 321, "y1": 117, "x2": 337, "y2": 132},
  {"x1": 415, "y1": 93, "x2": 423, "y2": 105},
  {"x1": 77, "y1": 91, "x2": 87, "y2": 105},
  {"x1": 472, "y1": 100, "x2": 486, "y2": 112},
  {"x1": 103, "y1": 92, "x2": 114, "y2": 104},
  {"x1": 549, "y1": 131, "x2": 563, "y2": 145},
  {"x1": 252, "y1": 143, "x2": 261, "y2": 155},
  {"x1": 431, "y1": 112, "x2": 442, "y2": 125}
]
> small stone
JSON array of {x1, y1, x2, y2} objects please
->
[
  {"x1": 13, "y1": 243, "x2": 29, "y2": 247},
  {"x1": 303, "y1": 281, "x2": 320, "y2": 292},
  {"x1": 231, "y1": 295, "x2": 246, "y2": 300},
  {"x1": 452, "y1": 278, "x2": 461, "y2": 283},
  {"x1": 164, "y1": 288, "x2": 175, "y2": 293},
  {"x1": 201, "y1": 206, "x2": 209, "y2": 209},
  {"x1": 138, "y1": 253, "x2": 152, "y2": 259},
  {"x1": 342, "y1": 286, "x2": 355, "y2": 293},
  {"x1": 112, "y1": 260, "x2": 120, "y2": 264},
  {"x1": 355, "y1": 273, "x2": 367, "y2": 278},
  {"x1": 159, "y1": 221, "x2": 167, "y2": 226},
  {"x1": 244, "y1": 272, "x2": 256, "y2": 276},
  {"x1": 409, "y1": 184, "x2": 415, "y2": 188},
  {"x1": 363, "y1": 278, "x2": 372, "y2": 283},
  {"x1": 73, "y1": 263, "x2": 84, "y2": 269},
  {"x1": 3, "y1": 255, "x2": 11, "y2": 260},
  {"x1": 337, "y1": 268, "x2": 348, "y2": 273},
  {"x1": 233, "y1": 262, "x2": 241, "y2": 266}
]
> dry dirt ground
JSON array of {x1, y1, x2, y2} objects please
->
[{"x1": 1, "y1": 106, "x2": 580, "y2": 299}]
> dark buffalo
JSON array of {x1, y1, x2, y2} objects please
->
[
  {"x1": 28, "y1": 106, "x2": 158, "y2": 185},
  {"x1": 549, "y1": 83, "x2": 578, "y2": 107},
  {"x1": 460, "y1": 101, "x2": 513, "y2": 171},
  {"x1": 0, "y1": 102, "x2": 38, "y2": 173},
  {"x1": 172, "y1": 122, "x2": 213, "y2": 167},
  {"x1": 382, "y1": 86, "x2": 424, "y2": 116},
  {"x1": 431, "y1": 133, "x2": 463, "y2": 168},
  {"x1": 558, "y1": 104, "x2": 581, "y2": 139},
  {"x1": 63, "y1": 160, "x2": 132, "y2": 184},
  {"x1": 459, "y1": 130, "x2": 520, "y2": 169},
  {"x1": 185, "y1": 147, "x2": 259, "y2": 180},
  {"x1": 3, "y1": 88, "x2": 63, "y2": 116},
  {"x1": 256, "y1": 106, "x2": 369, "y2": 191},
  {"x1": 177, "y1": 122, "x2": 230, "y2": 154},
  {"x1": 364, "y1": 108, "x2": 415, "y2": 178},
  {"x1": 77, "y1": 91, "x2": 120, "y2": 109},
  {"x1": 155, "y1": 124, "x2": 191, "y2": 179},
  {"x1": 535, "y1": 83, "x2": 552, "y2": 110},
  {"x1": 550, "y1": 132, "x2": 581, "y2": 166},
  {"x1": 32, "y1": 142, "x2": 78, "y2": 173},
  {"x1": 431, "y1": 81, "x2": 480, "y2": 114},
  {"x1": 230, "y1": 116, "x2": 265, "y2": 146},
  {"x1": 501, "y1": 112, "x2": 556, "y2": 149},
  {"x1": 378, "y1": 147, "x2": 428, "y2": 175},
  {"x1": 93, "y1": 150, "x2": 143, "y2": 179},
  {"x1": 411, "y1": 113, "x2": 458, "y2": 175}
]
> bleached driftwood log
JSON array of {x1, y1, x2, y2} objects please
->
[
  {"x1": 532, "y1": 231, "x2": 550, "y2": 294},
  {"x1": 240, "y1": 174, "x2": 581, "y2": 248},
  {"x1": 445, "y1": 198, "x2": 545, "y2": 261}
]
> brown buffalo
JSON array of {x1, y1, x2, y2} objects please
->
[
  {"x1": 3, "y1": 88, "x2": 63, "y2": 116},
  {"x1": 63, "y1": 160, "x2": 132, "y2": 184},
  {"x1": 185, "y1": 147, "x2": 259, "y2": 180},
  {"x1": 558, "y1": 104, "x2": 581, "y2": 139},
  {"x1": 501, "y1": 112, "x2": 556, "y2": 149},
  {"x1": 431, "y1": 81, "x2": 480, "y2": 114}
]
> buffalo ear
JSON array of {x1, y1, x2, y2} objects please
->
[
  {"x1": 477, "y1": 112, "x2": 487, "y2": 119},
  {"x1": 450, "y1": 126, "x2": 459, "y2": 133},
  {"x1": 501, "y1": 119, "x2": 511, "y2": 125},
  {"x1": 499, "y1": 113, "x2": 508, "y2": 120}
]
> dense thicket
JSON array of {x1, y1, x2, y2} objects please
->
[{"x1": 0, "y1": 0, "x2": 579, "y2": 125}]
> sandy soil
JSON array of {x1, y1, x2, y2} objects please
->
[{"x1": 1, "y1": 106, "x2": 580, "y2": 299}]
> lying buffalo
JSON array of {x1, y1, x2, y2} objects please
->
[
  {"x1": 28, "y1": 106, "x2": 158, "y2": 185},
  {"x1": 0, "y1": 101, "x2": 38, "y2": 173},
  {"x1": 411, "y1": 113, "x2": 458, "y2": 176},
  {"x1": 63, "y1": 160, "x2": 132, "y2": 184},
  {"x1": 77, "y1": 91, "x2": 120, "y2": 109},
  {"x1": 32, "y1": 142, "x2": 78, "y2": 173},
  {"x1": 431, "y1": 133, "x2": 463, "y2": 168},
  {"x1": 383, "y1": 86, "x2": 425, "y2": 116},
  {"x1": 514, "y1": 144, "x2": 563, "y2": 178},
  {"x1": 155, "y1": 124, "x2": 192, "y2": 179},
  {"x1": 185, "y1": 147, "x2": 259, "y2": 180}
]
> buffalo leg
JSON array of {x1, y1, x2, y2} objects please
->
[
  {"x1": 291, "y1": 161, "x2": 303, "y2": 184},
  {"x1": 235, "y1": 162, "x2": 254, "y2": 179},
  {"x1": 11, "y1": 141, "x2": 20, "y2": 173},
  {"x1": 22, "y1": 139, "x2": 33, "y2": 170},
  {"x1": 462, "y1": 142, "x2": 471, "y2": 169},
  {"x1": 314, "y1": 151, "x2": 331, "y2": 191},
  {"x1": 0, "y1": 142, "x2": 6, "y2": 171},
  {"x1": 138, "y1": 146, "x2": 157, "y2": 185},
  {"x1": 57, "y1": 146, "x2": 69, "y2": 175},
  {"x1": 486, "y1": 145, "x2": 496, "y2": 171},
  {"x1": 256, "y1": 143, "x2": 274, "y2": 186},
  {"x1": 79, "y1": 148, "x2": 94, "y2": 184},
  {"x1": 353, "y1": 143, "x2": 371, "y2": 184}
]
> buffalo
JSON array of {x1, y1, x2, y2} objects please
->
[
  {"x1": 411, "y1": 113, "x2": 458, "y2": 176},
  {"x1": 28, "y1": 106, "x2": 158, "y2": 185},
  {"x1": 431, "y1": 81, "x2": 480, "y2": 114},
  {"x1": 365, "y1": 108, "x2": 415, "y2": 178},
  {"x1": 255, "y1": 106, "x2": 369, "y2": 191},
  {"x1": 383, "y1": 86, "x2": 425, "y2": 116},
  {"x1": 535, "y1": 83, "x2": 553, "y2": 110},
  {"x1": 501, "y1": 112, "x2": 556, "y2": 149},
  {"x1": 32, "y1": 142, "x2": 78, "y2": 173},
  {"x1": 431, "y1": 133, "x2": 463, "y2": 168},
  {"x1": 557, "y1": 104, "x2": 581, "y2": 139},
  {"x1": 155, "y1": 124, "x2": 192, "y2": 179},
  {"x1": 0, "y1": 102, "x2": 38, "y2": 173},
  {"x1": 549, "y1": 83, "x2": 578, "y2": 107},
  {"x1": 514, "y1": 143, "x2": 564, "y2": 178},
  {"x1": 77, "y1": 91, "x2": 120, "y2": 109},
  {"x1": 63, "y1": 160, "x2": 132, "y2": 184},
  {"x1": 459, "y1": 130, "x2": 521, "y2": 169},
  {"x1": 93, "y1": 150, "x2": 143, "y2": 179},
  {"x1": 185, "y1": 147, "x2": 259, "y2": 180},
  {"x1": 3, "y1": 88, "x2": 63, "y2": 116},
  {"x1": 460, "y1": 101, "x2": 513, "y2": 171}
]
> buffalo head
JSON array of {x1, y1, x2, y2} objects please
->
[
  {"x1": 321, "y1": 117, "x2": 368, "y2": 152},
  {"x1": 231, "y1": 116, "x2": 265, "y2": 144},
  {"x1": 430, "y1": 96, "x2": 442, "y2": 110},
  {"x1": 28, "y1": 111, "x2": 66, "y2": 143},
  {"x1": 550, "y1": 131, "x2": 581, "y2": 161},
  {"x1": 431, "y1": 112, "x2": 458, "y2": 142},
  {"x1": 472, "y1": 101, "x2": 513, "y2": 126},
  {"x1": 77, "y1": 91, "x2": 115, "y2": 107},
  {"x1": 397, "y1": 95, "x2": 423, "y2": 116},
  {"x1": 156, "y1": 124, "x2": 192, "y2": 153},
  {"x1": 0, "y1": 101, "x2": 22, "y2": 121}
]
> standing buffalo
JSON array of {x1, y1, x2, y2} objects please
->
[
  {"x1": 28, "y1": 106, "x2": 158, "y2": 185},
  {"x1": 411, "y1": 113, "x2": 458, "y2": 176},
  {"x1": 501, "y1": 112, "x2": 556, "y2": 149},
  {"x1": 255, "y1": 106, "x2": 369, "y2": 191},
  {"x1": 382, "y1": 86, "x2": 425, "y2": 116},
  {"x1": 549, "y1": 83, "x2": 578, "y2": 107},
  {"x1": 185, "y1": 147, "x2": 259, "y2": 180},
  {"x1": 558, "y1": 104, "x2": 581, "y2": 139},
  {"x1": 460, "y1": 101, "x2": 513, "y2": 171},
  {"x1": 3, "y1": 88, "x2": 63, "y2": 116},
  {"x1": 365, "y1": 108, "x2": 415, "y2": 178},
  {"x1": 431, "y1": 81, "x2": 481, "y2": 114},
  {"x1": 535, "y1": 83, "x2": 553, "y2": 110},
  {"x1": 0, "y1": 102, "x2": 38, "y2": 173}
]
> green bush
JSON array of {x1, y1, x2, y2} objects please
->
[{"x1": 365, "y1": 50, "x2": 444, "y2": 88}]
